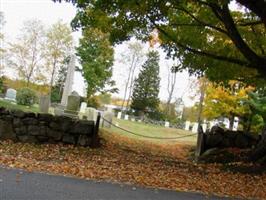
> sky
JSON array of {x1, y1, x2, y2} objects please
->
[{"x1": 0, "y1": 0, "x2": 195, "y2": 106}]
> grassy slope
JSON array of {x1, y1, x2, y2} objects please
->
[
  {"x1": 102, "y1": 118, "x2": 197, "y2": 144},
  {"x1": 0, "y1": 99, "x2": 39, "y2": 113}
]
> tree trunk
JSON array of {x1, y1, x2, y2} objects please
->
[
  {"x1": 49, "y1": 59, "x2": 57, "y2": 94},
  {"x1": 229, "y1": 115, "x2": 234, "y2": 131},
  {"x1": 121, "y1": 55, "x2": 135, "y2": 111}
]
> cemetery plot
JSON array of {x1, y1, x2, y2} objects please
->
[{"x1": 105, "y1": 118, "x2": 197, "y2": 144}]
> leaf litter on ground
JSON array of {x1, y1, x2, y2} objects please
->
[{"x1": 0, "y1": 130, "x2": 265, "y2": 200}]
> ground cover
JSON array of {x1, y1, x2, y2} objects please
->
[
  {"x1": 107, "y1": 118, "x2": 197, "y2": 144},
  {"x1": 0, "y1": 130, "x2": 265, "y2": 199},
  {"x1": 0, "y1": 99, "x2": 39, "y2": 113}
]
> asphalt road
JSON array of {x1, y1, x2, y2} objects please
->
[{"x1": 0, "y1": 167, "x2": 229, "y2": 200}]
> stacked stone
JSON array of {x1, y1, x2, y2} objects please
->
[
  {"x1": 205, "y1": 126, "x2": 260, "y2": 149},
  {"x1": 0, "y1": 107, "x2": 95, "y2": 147}
]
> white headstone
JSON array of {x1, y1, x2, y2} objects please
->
[
  {"x1": 138, "y1": 119, "x2": 142, "y2": 123},
  {"x1": 117, "y1": 112, "x2": 122, "y2": 119},
  {"x1": 165, "y1": 121, "x2": 170, "y2": 128},
  {"x1": 79, "y1": 102, "x2": 87, "y2": 113},
  {"x1": 209, "y1": 121, "x2": 216, "y2": 129},
  {"x1": 223, "y1": 118, "x2": 230, "y2": 129},
  {"x1": 61, "y1": 55, "x2": 76, "y2": 107},
  {"x1": 103, "y1": 111, "x2": 113, "y2": 128},
  {"x1": 124, "y1": 115, "x2": 129, "y2": 120},
  {"x1": 192, "y1": 123, "x2": 199, "y2": 133},
  {"x1": 39, "y1": 95, "x2": 50, "y2": 113},
  {"x1": 233, "y1": 117, "x2": 239, "y2": 131},
  {"x1": 5, "y1": 88, "x2": 16, "y2": 101},
  {"x1": 185, "y1": 121, "x2": 190, "y2": 131},
  {"x1": 131, "y1": 118, "x2": 135, "y2": 122},
  {"x1": 85, "y1": 107, "x2": 97, "y2": 121}
]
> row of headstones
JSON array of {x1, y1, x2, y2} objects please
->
[
  {"x1": 116, "y1": 111, "x2": 170, "y2": 127},
  {"x1": 116, "y1": 111, "x2": 239, "y2": 132},
  {"x1": 184, "y1": 119, "x2": 239, "y2": 133},
  {"x1": 1, "y1": 89, "x2": 114, "y2": 128}
]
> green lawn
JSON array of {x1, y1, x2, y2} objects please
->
[
  {"x1": 0, "y1": 98, "x2": 40, "y2": 113},
  {"x1": 103, "y1": 118, "x2": 197, "y2": 144}
]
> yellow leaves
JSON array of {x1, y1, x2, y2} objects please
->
[{"x1": 203, "y1": 81, "x2": 255, "y2": 120}]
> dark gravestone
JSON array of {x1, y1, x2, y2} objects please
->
[
  {"x1": 62, "y1": 91, "x2": 80, "y2": 118},
  {"x1": 195, "y1": 125, "x2": 206, "y2": 157}
]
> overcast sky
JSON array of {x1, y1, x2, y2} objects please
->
[{"x1": 1, "y1": 0, "x2": 195, "y2": 106}]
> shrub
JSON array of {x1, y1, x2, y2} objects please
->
[
  {"x1": 51, "y1": 86, "x2": 61, "y2": 103},
  {"x1": 16, "y1": 87, "x2": 37, "y2": 106}
]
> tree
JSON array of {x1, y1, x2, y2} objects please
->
[
  {"x1": 165, "y1": 61, "x2": 179, "y2": 115},
  {"x1": 43, "y1": 21, "x2": 73, "y2": 92},
  {"x1": 119, "y1": 41, "x2": 145, "y2": 111},
  {"x1": 54, "y1": 0, "x2": 266, "y2": 83},
  {"x1": 8, "y1": 19, "x2": 45, "y2": 85},
  {"x1": 131, "y1": 50, "x2": 160, "y2": 116},
  {"x1": 76, "y1": 28, "x2": 116, "y2": 99},
  {"x1": 51, "y1": 56, "x2": 70, "y2": 102},
  {"x1": 0, "y1": 12, "x2": 5, "y2": 75},
  {"x1": 203, "y1": 80, "x2": 254, "y2": 130}
]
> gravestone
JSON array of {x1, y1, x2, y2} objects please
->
[
  {"x1": 165, "y1": 121, "x2": 170, "y2": 128},
  {"x1": 64, "y1": 91, "x2": 80, "y2": 117},
  {"x1": 80, "y1": 102, "x2": 87, "y2": 113},
  {"x1": 117, "y1": 112, "x2": 122, "y2": 119},
  {"x1": 192, "y1": 123, "x2": 199, "y2": 133},
  {"x1": 54, "y1": 105, "x2": 64, "y2": 116},
  {"x1": 185, "y1": 121, "x2": 190, "y2": 131},
  {"x1": 195, "y1": 125, "x2": 206, "y2": 157},
  {"x1": 39, "y1": 95, "x2": 50, "y2": 113},
  {"x1": 138, "y1": 119, "x2": 142, "y2": 123},
  {"x1": 233, "y1": 117, "x2": 239, "y2": 131},
  {"x1": 5, "y1": 88, "x2": 17, "y2": 102},
  {"x1": 61, "y1": 55, "x2": 76, "y2": 107},
  {"x1": 209, "y1": 121, "x2": 216, "y2": 129},
  {"x1": 85, "y1": 107, "x2": 97, "y2": 121},
  {"x1": 124, "y1": 115, "x2": 129, "y2": 120},
  {"x1": 102, "y1": 111, "x2": 113, "y2": 128},
  {"x1": 131, "y1": 118, "x2": 135, "y2": 122},
  {"x1": 78, "y1": 102, "x2": 87, "y2": 119}
]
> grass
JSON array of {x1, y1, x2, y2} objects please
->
[
  {"x1": 0, "y1": 98, "x2": 39, "y2": 113},
  {"x1": 102, "y1": 118, "x2": 197, "y2": 145}
]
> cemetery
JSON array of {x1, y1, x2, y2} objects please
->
[{"x1": 0, "y1": 0, "x2": 266, "y2": 199}]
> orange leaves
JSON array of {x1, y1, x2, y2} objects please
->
[{"x1": 0, "y1": 139, "x2": 266, "y2": 199}]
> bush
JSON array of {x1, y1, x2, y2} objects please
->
[
  {"x1": 87, "y1": 96, "x2": 100, "y2": 108},
  {"x1": 16, "y1": 87, "x2": 37, "y2": 106},
  {"x1": 51, "y1": 86, "x2": 61, "y2": 103}
]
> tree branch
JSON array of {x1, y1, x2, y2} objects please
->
[
  {"x1": 237, "y1": 20, "x2": 263, "y2": 26},
  {"x1": 216, "y1": 4, "x2": 266, "y2": 72},
  {"x1": 156, "y1": 26, "x2": 249, "y2": 67},
  {"x1": 177, "y1": 7, "x2": 228, "y2": 35}
]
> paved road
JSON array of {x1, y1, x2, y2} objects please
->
[{"x1": 0, "y1": 167, "x2": 229, "y2": 200}]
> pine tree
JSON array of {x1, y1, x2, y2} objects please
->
[{"x1": 131, "y1": 50, "x2": 160, "y2": 116}]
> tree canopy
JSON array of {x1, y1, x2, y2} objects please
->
[
  {"x1": 76, "y1": 28, "x2": 116, "y2": 98},
  {"x1": 131, "y1": 50, "x2": 160, "y2": 115},
  {"x1": 54, "y1": 0, "x2": 266, "y2": 83}
]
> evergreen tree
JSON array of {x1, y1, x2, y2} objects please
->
[{"x1": 131, "y1": 50, "x2": 160, "y2": 116}]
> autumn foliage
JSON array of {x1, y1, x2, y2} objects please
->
[{"x1": 0, "y1": 130, "x2": 265, "y2": 199}]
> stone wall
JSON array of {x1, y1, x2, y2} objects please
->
[
  {"x1": 0, "y1": 107, "x2": 98, "y2": 147},
  {"x1": 204, "y1": 126, "x2": 260, "y2": 149}
]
